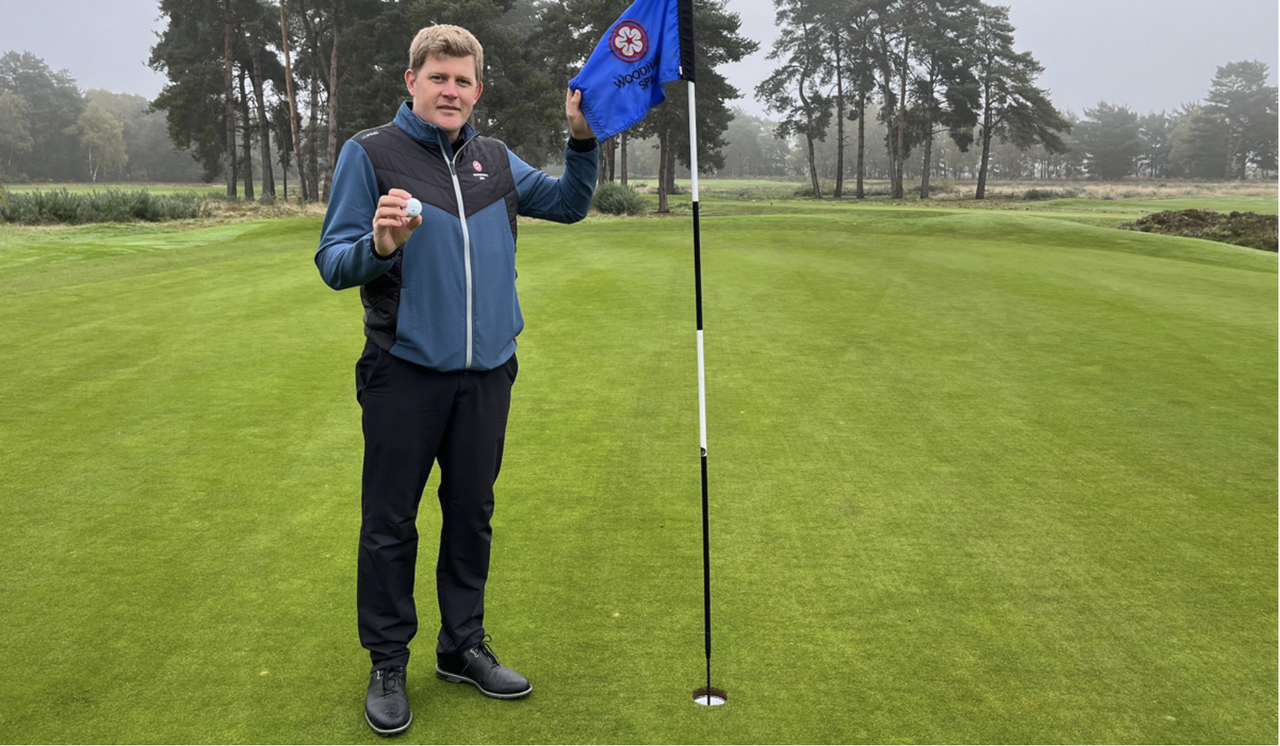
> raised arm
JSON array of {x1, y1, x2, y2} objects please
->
[{"x1": 508, "y1": 138, "x2": 599, "y2": 224}]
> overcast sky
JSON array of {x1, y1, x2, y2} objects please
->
[{"x1": 0, "y1": 0, "x2": 1275, "y2": 121}]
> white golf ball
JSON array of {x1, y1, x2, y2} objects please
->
[{"x1": 405, "y1": 198, "x2": 422, "y2": 218}]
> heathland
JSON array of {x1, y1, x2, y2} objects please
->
[{"x1": 0, "y1": 186, "x2": 1275, "y2": 743}]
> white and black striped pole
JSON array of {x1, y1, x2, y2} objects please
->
[{"x1": 683, "y1": 31, "x2": 725, "y2": 707}]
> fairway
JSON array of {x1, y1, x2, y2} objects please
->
[{"x1": 0, "y1": 202, "x2": 1275, "y2": 743}]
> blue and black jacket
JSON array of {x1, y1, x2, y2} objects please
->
[{"x1": 316, "y1": 102, "x2": 599, "y2": 371}]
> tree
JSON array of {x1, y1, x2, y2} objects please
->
[
  {"x1": 905, "y1": 0, "x2": 979, "y2": 198},
  {"x1": 966, "y1": 2, "x2": 1068, "y2": 198},
  {"x1": 0, "y1": 51, "x2": 86, "y2": 181},
  {"x1": 1205, "y1": 60, "x2": 1278, "y2": 178},
  {"x1": 223, "y1": 0, "x2": 240, "y2": 196},
  {"x1": 270, "y1": 97, "x2": 298, "y2": 199},
  {"x1": 239, "y1": 0, "x2": 287, "y2": 198},
  {"x1": 1075, "y1": 101, "x2": 1141, "y2": 180},
  {"x1": 1136, "y1": 110, "x2": 1173, "y2": 178},
  {"x1": 632, "y1": 0, "x2": 756, "y2": 211},
  {"x1": 279, "y1": 0, "x2": 308, "y2": 200},
  {"x1": 88, "y1": 89, "x2": 205, "y2": 182},
  {"x1": 758, "y1": 0, "x2": 830, "y2": 198},
  {"x1": 151, "y1": 0, "x2": 236, "y2": 185},
  {"x1": 0, "y1": 90, "x2": 33, "y2": 179},
  {"x1": 718, "y1": 107, "x2": 791, "y2": 176},
  {"x1": 71, "y1": 103, "x2": 128, "y2": 181},
  {"x1": 1169, "y1": 102, "x2": 1229, "y2": 179},
  {"x1": 532, "y1": 0, "x2": 629, "y2": 173}
]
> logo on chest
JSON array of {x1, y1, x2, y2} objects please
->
[{"x1": 471, "y1": 159, "x2": 488, "y2": 180}]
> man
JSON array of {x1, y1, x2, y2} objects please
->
[{"x1": 315, "y1": 24, "x2": 597, "y2": 736}]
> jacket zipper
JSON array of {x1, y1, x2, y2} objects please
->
[{"x1": 441, "y1": 132, "x2": 479, "y2": 370}]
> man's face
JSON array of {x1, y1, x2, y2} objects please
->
[{"x1": 405, "y1": 54, "x2": 482, "y2": 141}]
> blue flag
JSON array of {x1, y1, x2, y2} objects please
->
[{"x1": 568, "y1": 0, "x2": 695, "y2": 142}]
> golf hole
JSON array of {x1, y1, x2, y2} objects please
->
[{"x1": 691, "y1": 687, "x2": 728, "y2": 706}]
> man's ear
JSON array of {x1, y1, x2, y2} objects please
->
[
  {"x1": 473, "y1": 81, "x2": 483, "y2": 105},
  {"x1": 404, "y1": 68, "x2": 415, "y2": 95}
]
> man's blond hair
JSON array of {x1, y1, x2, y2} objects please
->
[{"x1": 409, "y1": 25, "x2": 484, "y2": 83}]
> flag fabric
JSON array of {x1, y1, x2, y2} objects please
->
[{"x1": 567, "y1": 0, "x2": 696, "y2": 142}]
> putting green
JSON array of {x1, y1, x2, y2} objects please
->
[{"x1": 0, "y1": 204, "x2": 1274, "y2": 743}]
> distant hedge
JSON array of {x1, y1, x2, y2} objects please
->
[{"x1": 0, "y1": 188, "x2": 210, "y2": 224}]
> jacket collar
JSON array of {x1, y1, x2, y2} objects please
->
[{"x1": 394, "y1": 101, "x2": 478, "y2": 154}]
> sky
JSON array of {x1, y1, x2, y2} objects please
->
[{"x1": 0, "y1": 0, "x2": 1275, "y2": 121}]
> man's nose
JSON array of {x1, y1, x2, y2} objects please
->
[{"x1": 441, "y1": 79, "x2": 458, "y2": 97}]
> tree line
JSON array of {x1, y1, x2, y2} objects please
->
[
  {"x1": 758, "y1": 0, "x2": 1071, "y2": 199},
  {"x1": 755, "y1": 0, "x2": 1276, "y2": 199},
  {"x1": 0, "y1": 52, "x2": 207, "y2": 183},
  {"x1": 0, "y1": 0, "x2": 1273, "y2": 198},
  {"x1": 138, "y1": 0, "x2": 756, "y2": 211},
  {"x1": 720, "y1": 57, "x2": 1278, "y2": 185}
]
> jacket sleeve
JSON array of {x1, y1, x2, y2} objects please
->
[
  {"x1": 508, "y1": 138, "x2": 599, "y2": 224},
  {"x1": 315, "y1": 139, "x2": 397, "y2": 290}
]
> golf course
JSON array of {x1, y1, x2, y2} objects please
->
[{"x1": 0, "y1": 191, "x2": 1275, "y2": 743}]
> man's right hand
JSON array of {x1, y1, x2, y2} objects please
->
[{"x1": 373, "y1": 188, "x2": 422, "y2": 257}]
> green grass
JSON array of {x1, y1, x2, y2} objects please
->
[{"x1": 0, "y1": 204, "x2": 1275, "y2": 743}]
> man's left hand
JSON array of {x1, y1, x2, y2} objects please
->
[{"x1": 565, "y1": 88, "x2": 595, "y2": 140}]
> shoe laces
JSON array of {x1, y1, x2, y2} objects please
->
[
  {"x1": 474, "y1": 635, "x2": 500, "y2": 668},
  {"x1": 378, "y1": 665, "x2": 406, "y2": 695}
]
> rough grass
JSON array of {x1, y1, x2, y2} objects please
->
[
  {"x1": 0, "y1": 204, "x2": 1275, "y2": 744},
  {"x1": 1121, "y1": 209, "x2": 1278, "y2": 251}
]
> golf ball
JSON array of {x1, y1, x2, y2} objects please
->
[{"x1": 405, "y1": 198, "x2": 422, "y2": 218}]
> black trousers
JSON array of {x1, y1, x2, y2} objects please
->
[{"x1": 355, "y1": 340, "x2": 517, "y2": 670}]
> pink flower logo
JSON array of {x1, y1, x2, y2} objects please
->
[
  {"x1": 472, "y1": 160, "x2": 483, "y2": 172},
  {"x1": 609, "y1": 20, "x2": 647, "y2": 63}
]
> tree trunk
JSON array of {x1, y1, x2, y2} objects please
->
[
  {"x1": 665, "y1": 146, "x2": 676, "y2": 195},
  {"x1": 280, "y1": 0, "x2": 307, "y2": 202},
  {"x1": 239, "y1": 67, "x2": 255, "y2": 201},
  {"x1": 657, "y1": 131, "x2": 669, "y2": 213},
  {"x1": 805, "y1": 130, "x2": 820, "y2": 198},
  {"x1": 919, "y1": 128, "x2": 933, "y2": 199},
  {"x1": 977, "y1": 91, "x2": 993, "y2": 199},
  {"x1": 833, "y1": 36, "x2": 844, "y2": 199},
  {"x1": 894, "y1": 37, "x2": 909, "y2": 199},
  {"x1": 223, "y1": 0, "x2": 237, "y2": 198},
  {"x1": 878, "y1": 62, "x2": 897, "y2": 199},
  {"x1": 798, "y1": 69, "x2": 820, "y2": 199},
  {"x1": 301, "y1": 3, "x2": 321, "y2": 202},
  {"x1": 251, "y1": 51, "x2": 275, "y2": 197},
  {"x1": 620, "y1": 131, "x2": 628, "y2": 186},
  {"x1": 856, "y1": 90, "x2": 865, "y2": 199},
  {"x1": 919, "y1": 65, "x2": 942, "y2": 199},
  {"x1": 598, "y1": 136, "x2": 610, "y2": 186},
  {"x1": 324, "y1": 8, "x2": 340, "y2": 202}
]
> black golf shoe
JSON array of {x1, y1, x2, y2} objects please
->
[
  {"x1": 365, "y1": 666, "x2": 412, "y2": 736},
  {"x1": 436, "y1": 636, "x2": 532, "y2": 699}
]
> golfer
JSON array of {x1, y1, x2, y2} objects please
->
[{"x1": 315, "y1": 24, "x2": 597, "y2": 736}]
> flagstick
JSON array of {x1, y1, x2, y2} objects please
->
[{"x1": 686, "y1": 79, "x2": 714, "y2": 706}]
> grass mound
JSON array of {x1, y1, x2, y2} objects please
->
[{"x1": 1120, "y1": 209, "x2": 1278, "y2": 251}]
